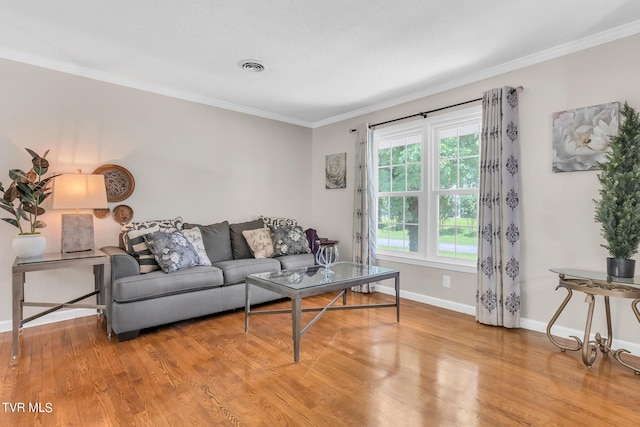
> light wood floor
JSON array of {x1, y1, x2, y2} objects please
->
[{"x1": 1, "y1": 292, "x2": 639, "y2": 426}]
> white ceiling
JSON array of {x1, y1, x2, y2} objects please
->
[{"x1": 1, "y1": 1, "x2": 640, "y2": 128}]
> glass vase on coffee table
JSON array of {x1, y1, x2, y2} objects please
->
[{"x1": 316, "y1": 240, "x2": 339, "y2": 274}]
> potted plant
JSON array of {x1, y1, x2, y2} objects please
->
[
  {"x1": 0, "y1": 148, "x2": 57, "y2": 257},
  {"x1": 594, "y1": 102, "x2": 640, "y2": 278}
]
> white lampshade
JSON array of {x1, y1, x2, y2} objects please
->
[{"x1": 50, "y1": 174, "x2": 108, "y2": 209}]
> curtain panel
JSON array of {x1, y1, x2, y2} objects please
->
[
  {"x1": 352, "y1": 123, "x2": 376, "y2": 293},
  {"x1": 476, "y1": 87, "x2": 521, "y2": 327}
]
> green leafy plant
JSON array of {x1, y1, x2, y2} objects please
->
[
  {"x1": 0, "y1": 148, "x2": 57, "y2": 235},
  {"x1": 594, "y1": 102, "x2": 640, "y2": 259}
]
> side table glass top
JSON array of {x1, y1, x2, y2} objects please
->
[
  {"x1": 14, "y1": 249, "x2": 107, "y2": 266},
  {"x1": 550, "y1": 268, "x2": 640, "y2": 287},
  {"x1": 249, "y1": 262, "x2": 396, "y2": 291}
]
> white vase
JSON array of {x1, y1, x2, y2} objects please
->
[{"x1": 12, "y1": 234, "x2": 47, "y2": 258}]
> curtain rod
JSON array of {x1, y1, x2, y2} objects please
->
[{"x1": 349, "y1": 86, "x2": 524, "y2": 132}]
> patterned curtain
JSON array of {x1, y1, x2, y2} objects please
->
[
  {"x1": 476, "y1": 87, "x2": 521, "y2": 327},
  {"x1": 352, "y1": 123, "x2": 376, "y2": 293}
]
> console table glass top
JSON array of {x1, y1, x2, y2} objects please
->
[
  {"x1": 14, "y1": 249, "x2": 107, "y2": 266},
  {"x1": 549, "y1": 268, "x2": 640, "y2": 286}
]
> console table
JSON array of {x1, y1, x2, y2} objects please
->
[
  {"x1": 11, "y1": 249, "x2": 111, "y2": 360},
  {"x1": 547, "y1": 268, "x2": 640, "y2": 374}
]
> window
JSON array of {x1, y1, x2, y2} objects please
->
[{"x1": 374, "y1": 106, "x2": 481, "y2": 270}]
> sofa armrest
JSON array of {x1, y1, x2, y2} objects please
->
[{"x1": 101, "y1": 246, "x2": 140, "y2": 281}]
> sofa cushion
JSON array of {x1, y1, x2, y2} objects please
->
[
  {"x1": 277, "y1": 253, "x2": 316, "y2": 270},
  {"x1": 213, "y1": 258, "x2": 281, "y2": 285},
  {"x1": 112, "y1": 266, "x2": 224, "y2": 303},
  {"x1": 183, "y1": 221, "x2": 233, "y2": 263},
  {"x1": 145, "y1": 230, "x2": 200, "y2": 273},
  {"x1": 270, "y1": 225, "x2": 312, "y2": 256},
  {"x1": 229, "y1": 219, "x2": 265, "y2": 259},
  {"x1": 242, "y1": 228, "x2": 275, "y2": 259}
]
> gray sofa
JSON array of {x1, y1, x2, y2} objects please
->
[{"x1": 101, "y1": 218, "x2": 316, "y2": 341}]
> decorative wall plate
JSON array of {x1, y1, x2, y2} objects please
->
[
  {"x1": 93, "y1": 208, "x2": 111, "y2": 219},
  {"x1": 93, "y1": 164, "x2": 135, "y2": 202},
  {"x1": 112, "y1": 204, "x2": 134, "y2": 224}
]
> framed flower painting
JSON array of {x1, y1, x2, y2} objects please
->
[
  {"x1": 552, "y1": 102, "x2": 619, "y2": 172},
  {"x1": 325, "y1": 152, "x2": 346, "y2": 189}
]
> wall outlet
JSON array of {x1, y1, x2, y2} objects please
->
[{"x1": 443, "y1": 275, "x2": 451, "y2": 288}]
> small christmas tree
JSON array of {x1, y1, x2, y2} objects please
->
[{"x1": 594, "y1": 102, "x2": 640, "y2": 261}]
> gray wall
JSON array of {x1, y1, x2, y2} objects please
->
[
  {"x1": 312, "y1": 33, "x2": 640, "y2": 347},
  {"x1": 0, "y1": 59, "x2": 311, "y2": 325}
]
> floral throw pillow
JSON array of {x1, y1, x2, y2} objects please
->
[
  {"x1": 269, "y1": 225, "x2": 311, "y2": 256},
  {"x1": 242, "y1": 228, "x2": 275, "y2": 258},
  {"x1": 144, "y1": 230, "x2": 200, "y2": 273}
]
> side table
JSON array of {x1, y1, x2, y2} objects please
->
[
  {"x1": 546, "y1": 268, "x2": 640, "y2": 374},
  {"x1": 11, "y1": 249, "x2": 111, "y2": 359}
]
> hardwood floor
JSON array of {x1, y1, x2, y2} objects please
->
[{"x1": 1, "y1": 292, "x2": 639, "y2": 426}]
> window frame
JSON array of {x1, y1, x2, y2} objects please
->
[{"x1": 374, "y1": 106, "x2": 481, "y2": 273}]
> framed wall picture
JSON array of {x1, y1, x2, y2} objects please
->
[
  {"x1": 325, "y1": 152, "x2": 346, "y2": 189},
  {"x1": 552, "y1": 102, "x2": 619, "y2": 172}
]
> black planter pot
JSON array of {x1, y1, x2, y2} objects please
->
[{"x1": 606, "y1": 257, "x2": 636, "y2": 278}]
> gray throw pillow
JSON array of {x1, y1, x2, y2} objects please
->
[
  {"x1": 144, "y1": 230, "x2": 200, "y2": 273},
  {"x1": 269, "y1": 225, "x2": 311, "y2": 257},
  {"x1": 230, "y1": 219, "x2": 265, "y2": 259},
  {"x1": 183, "y1": 221, "x2": 233, "y2": 263}
]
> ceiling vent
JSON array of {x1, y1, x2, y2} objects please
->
[{"x1": 238, "y1": 60, "x2": 265, "y2": 73}]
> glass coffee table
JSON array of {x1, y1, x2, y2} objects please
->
[{"x1": 245, "y1": 262, "x2": 400, "y2": 362}]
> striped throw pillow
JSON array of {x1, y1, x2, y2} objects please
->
[{"x1": 125, "y1": 226, "x2": 164, "y2": 273}]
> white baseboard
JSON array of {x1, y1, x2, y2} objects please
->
[
  {"x1": 376, "y1": 284, "x2": 640, "y2": 355},
  {"x1": 0, "y1": 309, "x2": 97, "y2": 333}
]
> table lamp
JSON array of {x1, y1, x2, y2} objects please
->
[{"x1": 50, "y1": 170, "x2": 108, "y2": 253}]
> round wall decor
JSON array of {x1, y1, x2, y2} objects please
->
[
  {"x1": 93, "y1": 208, "x2": 111, "y2": 219},
  {"x1": 93, "y1": 164, "x2": 135, "y2": 202},
  {"x1": 112, "y1": 205, "x2": 134, "y2": 224}
]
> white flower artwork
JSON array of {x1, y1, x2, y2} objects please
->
[
  {"x1": 325, "y1": 152, "x2": 346, "y2": 188},
  {"x1": 552, "y1": 102, "x2": 619, "y2": 172}
]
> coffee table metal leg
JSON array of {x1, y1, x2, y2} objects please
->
[
  {"x1": 292, "y1": 297, "x2": 302, "y2": 363},
  {"x1": 395, "y1": 274, "x2": 400, "y2": 322},
  {"x1": 244, "y1": 283, "x2": 250, "y2": 333}
]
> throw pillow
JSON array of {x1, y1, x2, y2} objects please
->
[
  {"x1": 125, "y1": 226, "x2": 162, "y2": 273},
  {"x1": 183, "y1": 221, "x2": 233, "y2": 263},
  {"x1": 242, "y1": 228, "x2": 275, "y2": 259},
  {"x1": 259, "y1": 215, "x2": 298, "y2": 229},
  {"x1": 121, "y1": 217, "x2": 184, "y2": 250},
  {"x1": 144, "y1": 230, "x2": 200, "y2": 273},
  {"x1": 230, "y1": 219, "x2": 265, "y2": 259},
  {"x1": 269, "y1": 225, "x2": 312, "y2": 257},
  {"x1": 181, "y1": 227, "x2": 212, "y2": 266}
]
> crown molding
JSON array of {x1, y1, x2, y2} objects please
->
[
  {"x1": 2, "y1": 19, "x2": 639, "y2": 130},
  {"x1": 311, "y1": 20, "x2": 640, "y2": 128},
  {"x1": 0, "y1": 46, "x2": 313, "y2": 128}
]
